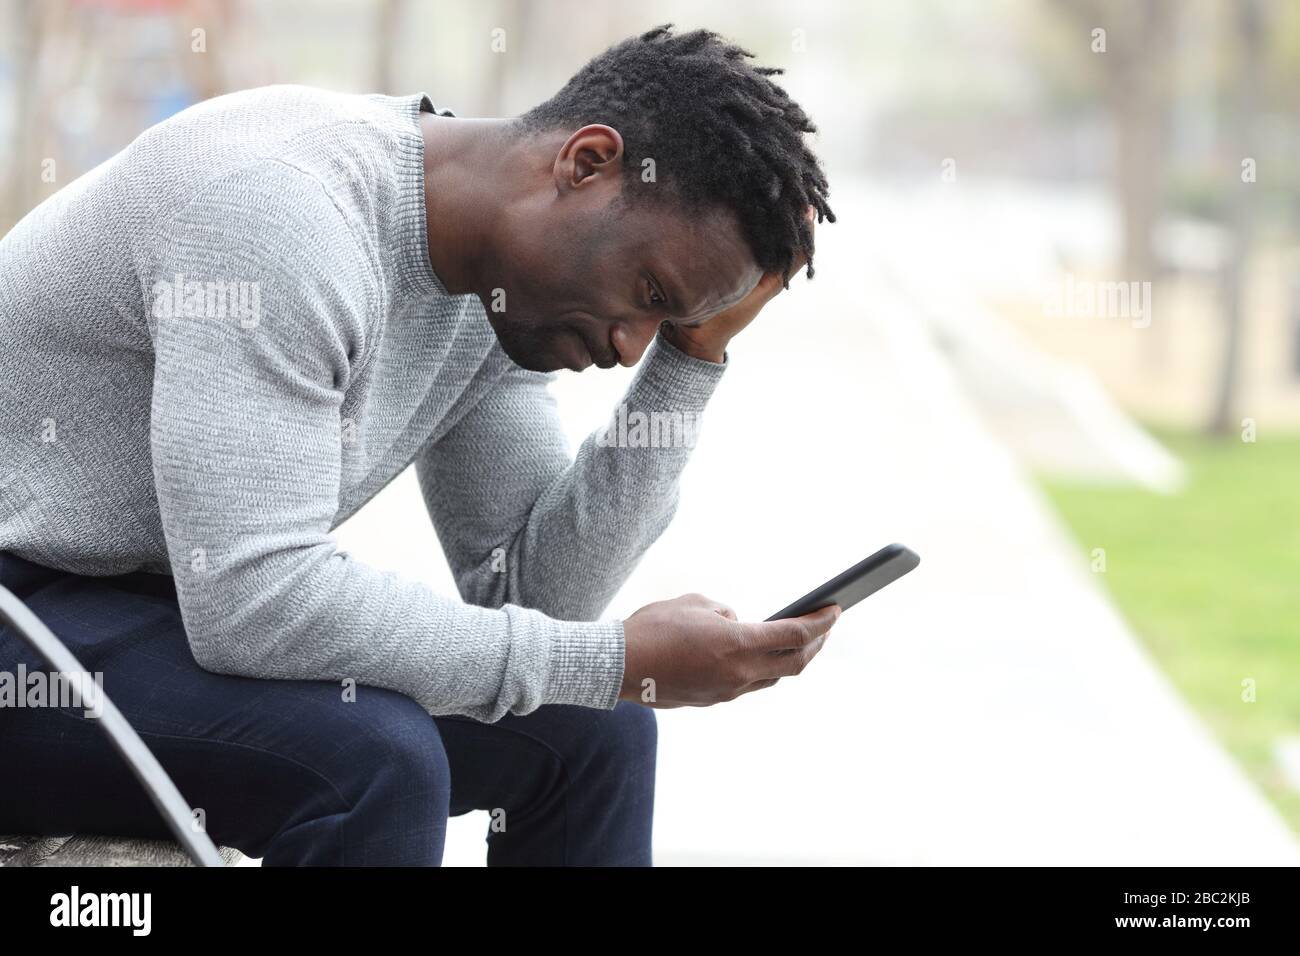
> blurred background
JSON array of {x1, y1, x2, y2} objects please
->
[{"x1": 2, "y1": 0, "x2": 1297, "y2": 864}]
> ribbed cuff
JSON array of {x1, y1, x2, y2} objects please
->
[
  {"x1": 537, "y1": 616, "x2": 626, "y2": 710},
  {"x1": 627, "y1": 327, "x2": 729, "y2": 413}
]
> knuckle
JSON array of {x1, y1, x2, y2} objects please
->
[
  {"x1": 732, "y1": 621, "x2": 760, "y2": 649},
  {"x1": 790, "y1": 621, "x2": 816, "y2": 646}
]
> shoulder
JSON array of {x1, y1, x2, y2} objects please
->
[
  {"x1": 161, "y1": 159, "x2": 376, "y2": 284},
  {"x1": 150, "y1": 160, "x2": 381, "y2": 356}
]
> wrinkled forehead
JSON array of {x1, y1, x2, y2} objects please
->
[{"x1": 622, "y1": 201, "x2": 762, "y2": 320}]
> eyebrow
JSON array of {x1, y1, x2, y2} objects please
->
[
  {"x1": 657, "y1": 267, "x2": 722, "y2": 327},
  {"x1": 651, "y1": 263, "x2": 756, "y2": 327}
]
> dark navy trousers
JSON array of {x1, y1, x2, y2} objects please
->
[{"x1": 0, "y1": 551, "x2": 655, "y2": 865}]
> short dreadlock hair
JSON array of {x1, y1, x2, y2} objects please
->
[{"x1": 515, "y1": 24, "x2": 835, "y2": 285}]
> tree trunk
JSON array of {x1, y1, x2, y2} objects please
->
[
  {"x1": 5, "y1": 0, "x2": 42, "y2": 234},
  {"x1": 1210, "y1": 0, "x2": 1263, "y2": 436}
]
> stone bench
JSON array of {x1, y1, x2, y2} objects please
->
[{"x1": 0, "y1": 834, "x2": 245, "y2": 867}]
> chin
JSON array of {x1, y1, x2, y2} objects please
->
[
  {"x1": 482, "y1": 314, "x2": 557, "y2": 372},
  {"x1": 506, "y1": 350, "x2": 565, "y2": 373},
  {"x1": 495, "y1": 333, "x2": 566, "y2": 373}
]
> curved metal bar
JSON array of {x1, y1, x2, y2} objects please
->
[{"x1": 0, "y1": 583, "x2": 224, "y2": 867}]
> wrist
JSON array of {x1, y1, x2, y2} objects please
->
[
  {"x1": 618, "y1": 621, "x2": 635, "y2": 701},
  {"x1": 619, "y1": 617, "x2": 647, "y2": 702},
  {"x1": 683, "y1": 345, "x2": 726, "y2": 364},
  {"x1": 661, "y1": 324, "x2": 726, "y2": 364}
]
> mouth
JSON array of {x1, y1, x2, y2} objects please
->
[
  {"x1": 562, "y1": 331, "x2": 619, "y2": 371},
  {"x1": 560, "y1": 331, "x2": 595, "y2": 372}
]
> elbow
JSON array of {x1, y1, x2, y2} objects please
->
[
  {"x1": 185, "y1": 611, "x2": 264, "y2": 676},
  {"x1": 188, "y1": 643, "x2": 228, "y2": 675},
  {"x1": 187, "y1": 631, "x2": 240, "y2": 675},
  {"x1": 455, "y1": 565, "x2": 508, "y2": 611}
]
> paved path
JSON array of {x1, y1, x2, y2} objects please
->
[{"x1": 337, "y1": 186, "x2": 1298, "y2": 865}]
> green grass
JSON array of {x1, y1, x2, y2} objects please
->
[{"x1": 1041, "y1": 429, "x2": 1300, "y2": 834}]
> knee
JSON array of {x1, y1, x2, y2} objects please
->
[
  {"x1": 278, "y1": 688, "x2": 450, "y2": 826},
  {"x1": 349, "y1": 691, "x2": 450, "y2": 802},
  {"x1": 591, "y1": 702, "x2": 657, "y2": 778},
  {"x1": 194, "y1": 688, "x2": 450, "y2": 864}
]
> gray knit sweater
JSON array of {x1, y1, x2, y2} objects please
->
[{"x1": 0, "y1": 86, "x2": 725, "y2": 722}]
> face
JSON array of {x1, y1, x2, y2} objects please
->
[{"x1": 476, "y1": 126, "x2": 763, "y2": 372}]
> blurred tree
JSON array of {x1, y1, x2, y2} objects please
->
[
  {"x1": 1047, "y1": 0, "x2": 1176, "y2": 292},
  {"x1": 486, "y1": 0, "x2": 527, "y2": 116},
  {"x1": 1211, "y1": 0, "x2": 1267, "y2": 436},
  {"x1": 5, "y1": 0, "x2": 43, "y2": 232},
  {"x1": 180, "y1": 0, "x2": 237, "y2": 103},
  {"x1": 373, "y1": 0, "x2": 407, "y2": 94}
]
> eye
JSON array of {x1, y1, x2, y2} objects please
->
[{"x1": 645, "y1": 276, "x2": 666, "y2": 307}]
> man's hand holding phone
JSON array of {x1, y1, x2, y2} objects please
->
[
  {"x1": 619, "y1": 594, "x2": 839, "y2": 707},
  {"x1": 619, "y1": 544, "x2": 919, "y2": 708}
]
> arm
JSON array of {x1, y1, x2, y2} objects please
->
[
  {"x1": 415, "y1": 327, "x2": 726, "y2": 622},
  {"x1": 148, "y1": 162, "x2": 621, "y2": 722},
  {"x1": 415, "y1": 337, "x2": 846, "y2": 710}
]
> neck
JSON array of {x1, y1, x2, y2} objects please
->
[{"x1": 419, "y1": 112, "x2": 517, "y2": 297}]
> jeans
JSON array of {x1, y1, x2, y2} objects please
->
[{"x1": 0, "y1": 551, "x2": 655, "y2": 865}]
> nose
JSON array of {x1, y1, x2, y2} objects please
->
[{"x1": 610, "y1": 316, "x2": 661, "y2": 367}]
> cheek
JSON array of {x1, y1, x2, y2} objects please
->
[
  {"x1": 495, "y1": 269, "x2": 549, "y2": 322},
  {"x1": 490, "y1": 238, "x2": 549, "y2": 312},
  {"x1": 502, "y1": 240, "x2": 610, "y2": 329}
]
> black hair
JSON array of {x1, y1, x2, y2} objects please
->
[{"x1": 516, "y1": 24, "x2": 835, "y2": 284}]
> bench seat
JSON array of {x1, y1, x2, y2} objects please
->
[{"x1": 0, "y1": 834, "x2": 245, "y2": 866}]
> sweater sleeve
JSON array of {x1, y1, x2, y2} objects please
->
[
  {"x1": 415, "y1": 327, "x2": 726, "y2": 622},
  {"x1": 146, "y1": 161, "x2": 622, "y2": 722}
]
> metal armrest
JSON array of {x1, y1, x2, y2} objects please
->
[{"x1": 0, "y1": 584, "x2": 224, "y2": 867}]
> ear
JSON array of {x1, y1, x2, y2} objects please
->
[{"x1": 552, "y1": 124, "x2": 624, "y2": 194}]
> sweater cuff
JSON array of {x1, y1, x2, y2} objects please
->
[
  {"x1": 538, "y1": 616, "x2": 626, "y2": 710},
  {"x1": 626, "y1": 327, "x2": 728, "y2": 413}
]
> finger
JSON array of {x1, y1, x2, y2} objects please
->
[
  {"x1": 745, "y1": 604, "x2": 840, "y2": 651},
  {"x1": 757, "y1": 632, "x2": 830, "y2": 680},
  {"x1": 754, "y1": 269, "x2": 786, "y2": 302},
  {"x1": 714, "y1": 604, "x2": 738, "y2": 621},
  {"x1": 737, "y1": 677, "x2": 780, "y2": 696},
  {"x1": 788, "y1": 255, "x2": 808, "y2": 283}
]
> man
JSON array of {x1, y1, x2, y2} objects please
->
[{"x1": 0, "y1": 25, "x2": 837, "y2": 865}]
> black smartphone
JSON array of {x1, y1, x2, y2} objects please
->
[{"x1": 765, "y1": 543, "x2": 921, "y2": 621}]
